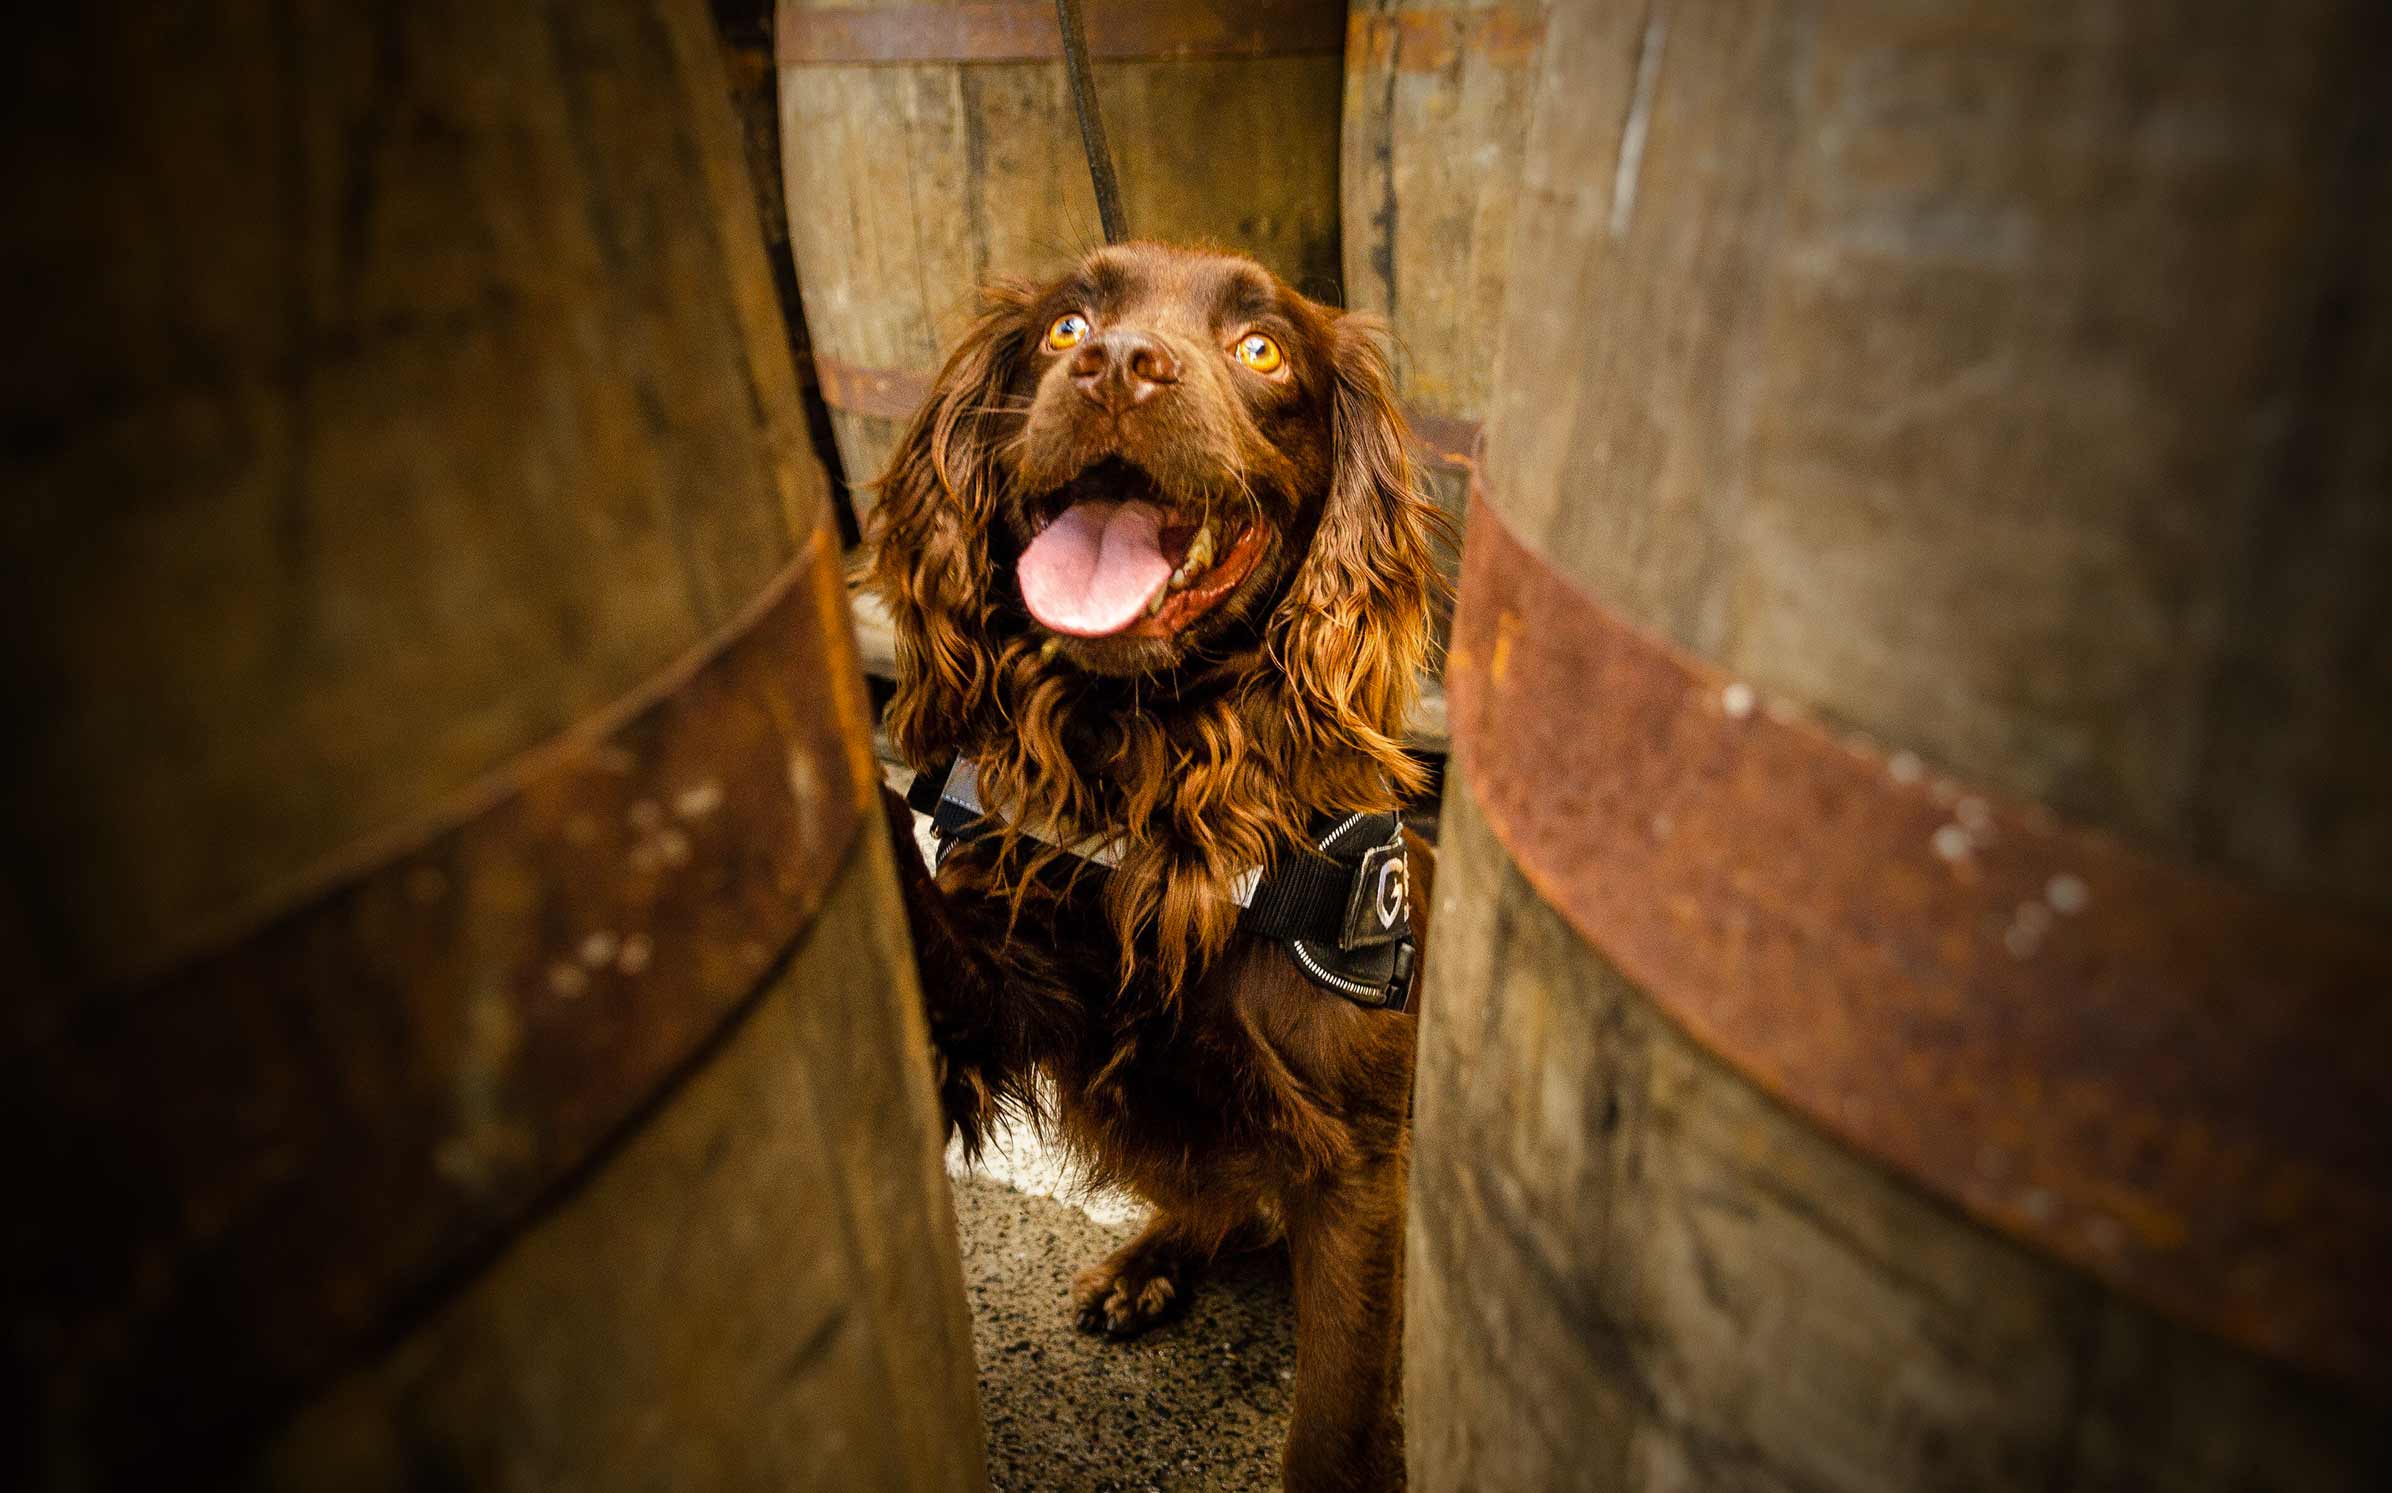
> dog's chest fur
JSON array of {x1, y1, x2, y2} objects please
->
[{"x1": 934, "y1": 840, "x2": 1412, "y2": 1206}]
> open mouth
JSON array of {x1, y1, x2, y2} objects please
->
[{"x1": 1016, "y1": 462, "x2": 1268, "y2": 641}]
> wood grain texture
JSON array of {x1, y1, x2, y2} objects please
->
[
  {"x1": 774, "y1": 0, "x2": 1346, "y2": 64},
  {"x1": 3, "y1": 0, "x2": 813, "y2": 994},
  {"x1": 258, "y1": 828, "x2": 985, "y2": 1493},
  {"x1": 1411, "y1": 0, "x2": 2392, "y2": 1484},
  {"x1": 1480, "y1": 0, "x2": 2392, "y2": 908},
  {"x1": 777, "y1": 0, "x2": 1344, "y2": 507},
  {"x1": 1444, "y1": 501, "x2": 2392, "y2": 1392},
  {"x1": 1341, "y1": 0, "x2": 1548, "y2": 638},
  {"x1": 712, "y1": 0, "x2": 861, "y2": 541},
  {"x1": 1, "y1": 1, "x2": 982, "y2": 1486},
  {"x1": 1342, "y1": 2, "x2": 1546, "y2": 523},
  {"x1": 1411, "y1": 773, "x2": 2385, "y2": 1493},
  {"x1": 12, "y1": 533, "x2": 892, "y2": 1489}
]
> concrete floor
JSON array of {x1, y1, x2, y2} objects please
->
[{"x1": 947, "y1": 1131, "x2": 1296, "y2": 1492}]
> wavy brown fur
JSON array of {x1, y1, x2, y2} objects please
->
[
  {"x1": 869, "y1": 249, "x2": 1444, "y2": 998},
  {"x1": 868, "y1": 243, "x2": 1444, "y2": 1493}
]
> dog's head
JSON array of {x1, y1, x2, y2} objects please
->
[{"x1": 870, "y1": 242, "x2": 1444, "y2": 780}]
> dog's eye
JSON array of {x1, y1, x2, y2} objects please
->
[
  {"x1": 1234, "y1": 333, "x2": 1284, "y2": 373},
  {"x1": 1046, "y1": 313, "x2": 1091, "y2": 351}
]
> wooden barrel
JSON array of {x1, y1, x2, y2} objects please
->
[
  {"x1": 0, "y1": 5, "x2": 983, "y2": 1489},
  {"x1": 1341, "y1": 1, "x2": 1547, "y2": 548},
  {"x1": 1412, "y1": 4, "x2": 2392, "y2": 1489},
  {"x1": 775, "y1": 0, "x2": 1346, "y2": 509}
]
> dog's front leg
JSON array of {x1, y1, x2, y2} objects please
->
[
  {"x1": 877, "y1": 785, "x2": 1022, "y2": 1148},
  {"x1": 877, "y1": 786, "x2": 1076, "y2": 1150},
  {"x1": 1282, "y1": 1153, "x2": 1408, "y2": 1492}
]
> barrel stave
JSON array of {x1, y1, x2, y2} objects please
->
[{"x1": 1341, "y1": 0, "x2": 1548, "y2": 523}]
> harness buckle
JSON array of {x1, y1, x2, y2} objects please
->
[
  {"x1": 1382, "y1": 937, "x2": 1417, "y2": 1014},
  {"x1": 906, "y1": 756, "x2": 958, "y2": 820}
]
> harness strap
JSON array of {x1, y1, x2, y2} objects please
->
[
  {"x1": 1239, "y1": 851, "x2": 1351, "y2": 943},
  {"x1": 911, "y1": 758, "x2": 1416, "y2": 1011},
  {"x1": 1053, "y1": 0, "x2": 1127, "y2": 243}
]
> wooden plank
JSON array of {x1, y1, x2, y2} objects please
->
[
  {"x1": 709, "y1": 0, "x2": 860, "y2": 544},
  {"x1": 1342, "y1": 2, "x2": 1549, "y2": 543},
  {"x1": 776, "y1": 0, "x2": 1345, "y2": 65}
]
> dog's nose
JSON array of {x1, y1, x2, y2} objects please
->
[{"x1": 1071, "y1": 332, "x2": 1180, "y2": 413}]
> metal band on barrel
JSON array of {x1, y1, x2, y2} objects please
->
[
  {"x1": 14, "y1": 514, "x2": 877, "y2": 1448},
  {"x1": 813, "y1": 355, "x2": 936, "y2": 423},
  {"x1": 776, "y1": 0, "x2": 1345, "y2": 66},
  {"x1": 1404, "y1": 408, "x2": 1480, "y2": 474},
  {"x1": 1446, "y1": 486, "x2": 2392, "y2": 1397},
  {"x1": 1346, "y1": 5, "x2": 1546, "y2": 74}
]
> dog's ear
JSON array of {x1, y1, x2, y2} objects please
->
[
  {"x1": 866, "y1": 280, "x2": 1038, "y2": 768},
  {"x1": 1269, "y1": 313, "x2": 1447, "y2": 800}
]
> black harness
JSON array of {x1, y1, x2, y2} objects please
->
[{"x1": 906, "y1": 759, "x2": 1417, "y2": 1011}]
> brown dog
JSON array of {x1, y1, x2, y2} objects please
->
[{"x1": 868, "y1": 242, "x2": 1444, "y2": 1492}]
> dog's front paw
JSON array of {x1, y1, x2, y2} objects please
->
[{"x1": 1071, "y1": 1236, "x2": 1191, "y2": 1339}]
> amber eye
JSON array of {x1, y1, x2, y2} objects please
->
[
  {"x1": 1234, "y1": 332, "x2": 1284, "y2": 373},
  {"x1": 1046, "y1": 313, "x2": 1091, "y2": 351}
]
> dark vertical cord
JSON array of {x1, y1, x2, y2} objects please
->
[{"x1": 1054, "y1": 0, "x2": 1127, "y2": 243}]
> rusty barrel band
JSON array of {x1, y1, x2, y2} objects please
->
[
  {"x1": 814, "y1": 353, "x2": 937, "y2": 424},
  {"x1": 776, "y1": 0, "x2": 1344, "y2": 66},
  {"x1": 1347, "y1": 5, "x2": 1546, "y2": 74},
  {"x1": 13, "y1": 516, "x2": 878, "y2": 1454},
  {"x1": 1446, "y1": 490, "x2": 2392, "y2": 1398},
  {"x1": 1404, "y1": 408, "x2": 1481, "y2": 475},
  {"x1": 812, "y1": 353, "x2": 1480, "y2": 474}
]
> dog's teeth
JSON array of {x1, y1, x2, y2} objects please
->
[
  {"x1": 1146, "y1": 586, "x2": 1169, "y2": 618},
  {"x1": 1170, "y1": 524, "x2": 1216, "y2": 591}
]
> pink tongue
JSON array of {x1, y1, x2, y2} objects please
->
[{"x1": 1017, "y1": 499, "x2": 1173, "y2": 637}]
